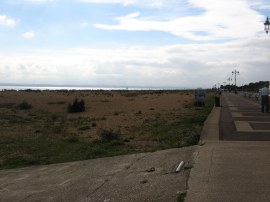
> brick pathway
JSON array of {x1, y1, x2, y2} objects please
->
[
  {"x1": 220, "y1": 92, "x2": 270, "y2": 140},
  {"x1": 186, "y1": 93, "x2": 270, "y2": 202}
]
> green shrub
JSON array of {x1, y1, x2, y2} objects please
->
[
  {"x1": 67, "y1": 136, "x2": 79, "y2": 143},
  {"x1": 17, "y1": 101, "x2": 32, "y2": 110},
  {"x1": 177, "y1": 192, "x2": 187, "y2": 202},
  {"x1": 3, "y1": 155, "x2": 40, "y2": 168},
  {"x1": 78, "y1": 126, "x2": 91, "y2": 131},
  {"x1": 68, "y1": 98, "x2": 85, "y2": 113},
  {"x1": 99, "y1": 129, "x2": 121, "y2": 142},
  {"x1": 178, "y1": 130, "x2": 200, "y2": 147},
  {"x1": 135, "y1": 110, "x2": 142, "y2": 115}
]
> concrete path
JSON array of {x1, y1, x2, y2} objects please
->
[
  {"x1": 186, "y1": 92, "x2": 270, "y2": 202},
  {"x1": 0, "y1": 147, "x2": 198, "y2": 202}
]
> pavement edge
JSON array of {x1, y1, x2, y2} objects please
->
[{"x1": 185, "y1": 106, "x2": 221, "y2": 202}]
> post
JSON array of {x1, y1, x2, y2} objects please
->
[
  {"x1": 264, "y1": 16, "x2": 270, "y2": 34},
  {"x1": 232, "y1": 70, "x2": 239, "y2": 94},
  {"x1": 228, "y1": 78, "x2": 232, "y2": 92},
  {"x1": 264, "y1": 17, "x2": 269, "y2": 94}
]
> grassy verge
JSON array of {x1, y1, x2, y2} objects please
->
[
  {"x1": 0, "y1": 92, "x2": 214, "y2": 169},
  {"x1": 127, "y1": 95, "x2": 214, "y2": 151}
]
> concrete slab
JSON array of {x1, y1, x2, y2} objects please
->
[
  {"x1": 229, "y1": 107, "x2": 238, "y2": 111},
  {"x1": 200, "y1": 107, "x2": 220, "y2": 142},
  {"x1": 234, "y1": 121, "x2": 253, "y2": 132},
  {"x1": 187, "y1": 92, "x2": 270, "y2": 202},
  {"x1": 231, "y1": 112, "x2": 243, "y2": 117},
  {"x1": 235, "y1": 121, "x2": 270, "y2": 132},
  {"x1": 0, "y1": 147, "x2": 198, "y2": 202},
  {"x1": 186, "y1": 141, "x2": 270, "y2": 202},
  {"x1": 251, "y1": 122, "x2": 270, "y2": 130}
]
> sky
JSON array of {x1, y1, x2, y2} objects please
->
[{"x1": 0, "y1": 0, "x2": 270, "y2": 88}]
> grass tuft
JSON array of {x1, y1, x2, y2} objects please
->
[
  {"x1": 17, "y1": 101, "x2": 32, "y2": 110},
  {"x1": 99, "y1": 129, "x2": 121, "y2": 142},
  {"x1": 177, "y1": 192, "x2": 187, "y2": 202}
]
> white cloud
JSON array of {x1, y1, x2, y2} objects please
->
[
  {"x1": 0, "y1": 0, "x2": 268, "y2": 88},
  {"x1": 80, "y1": 22, "x2": 90, "y2": 27},
  {"x1": 22, "y1": 31, "x2": 36, "y2": 39},
  {"x1": 94, "y1": 0, "x2": 265, "y2": 41},
  {"x1": 249, "y1": 0, "x2": 270, "y2": 10},
  {"x1": 0, "y1": 36, "x2": 269, "y2": 88},
  {"x1": 0, "y1": 15, "x2": 16, "y2": 27}
]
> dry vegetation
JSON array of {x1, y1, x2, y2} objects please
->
[{"x1": 0, "y1": 90, "x2": 214, "y2": 169}]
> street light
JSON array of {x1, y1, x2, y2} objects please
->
[
  {"x1": 264, "y1": 16, "x2": 270, "y2": 34},
  {"x1": 264, "y1": 17, "x2": 270, "y2": 93},
  {"x1": 232, "y1": 70, "x2": 239, "y2": 93}
]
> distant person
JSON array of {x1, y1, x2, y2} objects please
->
[{"x1": 260, "y1": 86, "x2": 269, "y2": 113}]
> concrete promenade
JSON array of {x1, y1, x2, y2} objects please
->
[
  {"x1": 0, "y1": 146, "x2": 198, "y2": 202},
  {"x1": 186, "y1": 92, "x2": 270, "y2": 202}
]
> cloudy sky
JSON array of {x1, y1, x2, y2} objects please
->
[{"x1": 0, "y1": 0, "x2": 270, "y2": 88}]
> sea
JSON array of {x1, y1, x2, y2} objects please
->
[{"x1": 0, "y1": 84, "x2": 185, "y2": 91}]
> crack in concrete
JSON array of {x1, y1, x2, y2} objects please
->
[
  {"x1": 125, "y1": 153, "x2": 151, "y2": 170},
  {"x1": 86, "y1": 153, "x2": 151, "y2": 198},
  {"x1": 87, "y1": 178, "x2": 111, "y2": 198}
]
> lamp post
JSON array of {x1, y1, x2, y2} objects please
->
[
  {"x1": 232, "y1": 70, "x2": 239, "y2": 93},
  {"x1": 264, "y1": 16, "x2": 270, "y2": 34},
  {"x1": 264, "y1": 17, "x2": 270, "y2": 93}
]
